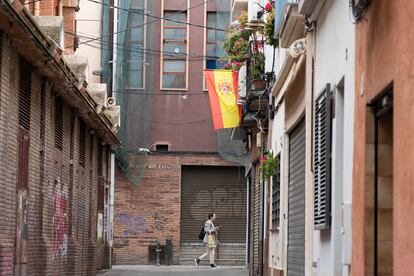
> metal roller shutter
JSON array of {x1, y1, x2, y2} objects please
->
[
  {"x1": 253, "y1": 162, "x2": 262, "y2": 275},
  {"x1": 180, "y1": 166, "x2": 247, "y2": 243},
  {"x1": 287, "y1": 118, "x2": 306, "y2": 276}
]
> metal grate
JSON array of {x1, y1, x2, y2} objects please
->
[
  {"x1": 79, "y1": 120, "x2": 86, "y2": 167},
  {"x1": 18, "y1": 59, "x2": 32, "y2": 131},
  {"x1": 271, "y1": 153, "x2": 281, "y2": 228},
  {"x1": 54, "y1": 97, "x2": 63, "y2": 150},
  {"x1": 313, "y1": 84, "x2": 332, "y2": 230}
]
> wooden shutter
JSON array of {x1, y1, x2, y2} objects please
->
[
  {"x1": 313, "y1": 84, "x2": 332, "y2": 230},
  {"x1": 18, "y1": 59, "x2": 32, "y2": 131},
  {"x1": 79, "y1": 120, "x2": 86, "y2": 167},
  {"x1": 54, "y1": 97, "x2": 63, "y2": 150}
]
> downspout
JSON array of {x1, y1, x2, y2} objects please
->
[
  {"x1": 34, "y1": 0, "x2": 40, "y2": 16},
  {"x1": 58, "y1": 0, "x2": 63, "y2": 16}
]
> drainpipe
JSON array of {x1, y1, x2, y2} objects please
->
[
  {"x1": 34, "y1": 0, "x2": 40, "y2": 16},
  {"x1": 58, "y1": 0, "x2": 63, "y2": 16}
]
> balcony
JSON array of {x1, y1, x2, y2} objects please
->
[
  {"x1": 231, "y1": 0, "x2": 248, "y2": 20},
  {"x1": 299, "y1": 0, "x2": 326, "y2": 19},
  {"x1": 274, "y1": 0, "x2": 305, "y2": 48}
]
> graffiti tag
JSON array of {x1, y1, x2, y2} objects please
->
[{"x1": 52, "y1": 178, "x2": 68, "y2": 258}]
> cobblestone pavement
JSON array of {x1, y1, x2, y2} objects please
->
[{"x1": 100, "y1": 265, "x2": 248, "y2": 276}]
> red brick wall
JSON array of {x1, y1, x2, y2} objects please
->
[
  {"x1": 0, "y1": 34, "x2": 111, "y2": 275},
  {"x1": 113, "y1": 154, "x2": 237, "y2": 264}
]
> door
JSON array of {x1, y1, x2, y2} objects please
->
[
  {"x1": 287, "y1": 118, "x2": 306, "y2": 276},
  {"x1": 15, "y1": 127, "x2": 30, "y2": 276}
]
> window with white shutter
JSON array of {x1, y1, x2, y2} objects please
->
[{"x1": 314, "y1": 84, "x2": 332, "y2": 230}]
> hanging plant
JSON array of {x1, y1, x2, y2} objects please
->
[
  {"x1": 263, "y1": 1, "x2": 279, "y2": 48},
  {"x1": 223, "y1": 12, "x2": 251, "y2": 63},
  {"x1": 260, "y1": 152, "x2": 279, "y2": 179}
]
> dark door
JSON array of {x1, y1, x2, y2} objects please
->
[{"x1": 15, "y1": 127, "x2": 30, "y2": 276}]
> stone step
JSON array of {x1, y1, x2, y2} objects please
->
[
  {"x1": 180, "y1": 258, "x2": 246, "y2": 266},
  {"x1": 180, "y1": 248, "x2": 246, "y2": 255}
]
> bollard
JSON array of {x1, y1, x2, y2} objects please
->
[
  {"x1": 166, "y1": 239, "x2": 173, "y2": 265},
  {"x1": 155, "y1": 239, "x2": 162, "y2": 266}
]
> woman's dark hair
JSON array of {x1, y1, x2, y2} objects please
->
[{"x1": 208, "y1": 213, "x2": 215, "y2": 219}]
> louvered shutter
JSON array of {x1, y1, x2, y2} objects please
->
[
  {"x1": 313, "y1": 84, "x2": 332, "y2": 230},
  {"x1": 18, "y1": 59, "x2": 32, "y2": 131},
  {"x1": 54, "y1": 97, "x2": 63, "y2": 150}
]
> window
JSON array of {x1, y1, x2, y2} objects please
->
[
  {"x1": 272, "y1": 153, "x2": 281, "y2": 228},
  {"x1": 126, "y1": 0, "x2": 145, "y2": 89},
  {"x1": 18, "y1": 59, "x2": 32, "y2": 131},
  {"x1": 79, "y1": 120, "x2": 86, "y2": 167},
  {"x1": 313, "y1": 84, "x2": 332, "y2": 230},
  {"x1": 206, "y1": 13, "x2": 219, "y2": 70},
  {"x1": 162, "y1": 11, "x2": 187, "y2": 89},
  {"x1": 54, "y1": 97, "x2": 63, "y2": 150},
  {"x1": 204, "y1": 12, "x2": 228, "y2": 89}
]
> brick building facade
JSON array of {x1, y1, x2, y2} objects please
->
[
  {"x1": 113, "y1": 154, "x2": 240, "y2": 265},
  {"x1": 112, "y1": 0, "x2": 247, "y2": 265},
  {"x1": 0, "y1": 1, "x2": 120, "y2": 275}
]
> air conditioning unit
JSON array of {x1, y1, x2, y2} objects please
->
[
  {"x1": 256, "y1": 132, "x2": 263, "y2": 148},
  {"x1": 248, "y1": 0, "x2": 265, "y2": 22},
  {"x1": 87, "y1": 83, "x2": 108, "y2": 113},
  {"x1": 238, "y1": 65, "x2": 247, "y2": 99},
  {"x1": 103, "y1": 105, "x2": 121, "y2": 133},
  {"x1": 107, "y1": 97, "x2": 116, "y2": 108}
]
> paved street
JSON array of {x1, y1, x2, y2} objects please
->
[{"x1": 99, "y1": 266, "x2": 248, "y2": 276}]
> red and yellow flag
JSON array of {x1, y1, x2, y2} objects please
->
[{"x1": 204, "y1": 70, "x2": 241, "y2": 130}]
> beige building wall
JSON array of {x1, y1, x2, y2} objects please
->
[{"x1": 76, "y1": 0, "x2": 102, "y2": 83}]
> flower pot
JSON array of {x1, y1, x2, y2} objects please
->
[{"x1": 253, "y1": 79, "x2": 266, "y2": 90}]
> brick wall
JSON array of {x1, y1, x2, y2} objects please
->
[
  {"x1": 0, "y1": 34, "x2": 112, "y2": 275},
  {"x1": 113, "y1": 153, "x2": 237, "y2": 265}
]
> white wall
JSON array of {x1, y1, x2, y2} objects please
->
[
  {"x1": 76, "y1": 0, "x2": 102, "y2": 84},
  {"x1": 269, "y1": 100, "x2": 286, "y2": 270},
  {"x1": 312, "y1": 0, "x2": 355, "y2": 275}
]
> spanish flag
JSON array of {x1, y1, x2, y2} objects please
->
[{"x1": 205, "y1": 70, "x2": 241, "y2": 129}]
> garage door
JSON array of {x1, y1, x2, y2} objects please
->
[
  {"x1": 287, "y1": 118, "x2": 306, "y2": 276},
  {"x1": 180, "y1": 166, "x2": 247, "y2": 243}
]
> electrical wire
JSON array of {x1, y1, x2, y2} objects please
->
[
  {"x1": 71, "y1": 0, "x2": 225, "y2": 49},
  {"x1": 69, "y1": 32, "x2": 224, "y2": 60}
]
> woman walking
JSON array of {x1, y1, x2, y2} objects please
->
[{"x1": 195, "y1": 213, "x2": 219, "y2": 268}]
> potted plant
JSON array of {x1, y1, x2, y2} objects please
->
[
  {"x1": 260, "y1": 151, "x2": 278, "y2": 179},
  {"x1": 250, "y1": 51, "x2": 265, "y2": 89}
]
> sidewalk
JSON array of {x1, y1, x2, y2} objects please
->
[{"x1": 99, "y1": 265, "x2": 248, "y2": 276}]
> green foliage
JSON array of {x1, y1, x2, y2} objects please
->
[
  {"x1": 260, "y1": 152, "x2": 279, "y2": 179},
  {"x1": 223, "y1": 12, "x2": 250, "y2": 63},
  {"x1": 263, "y1": 6, "x2": 279, "y2": 48},
  {"x1": 251, "y1": 51, "x2": 265, "y2": 80}
]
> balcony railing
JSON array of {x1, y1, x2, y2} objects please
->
[{"x1": 274, "y1": 0, "x2": 300, "y2": 38}]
